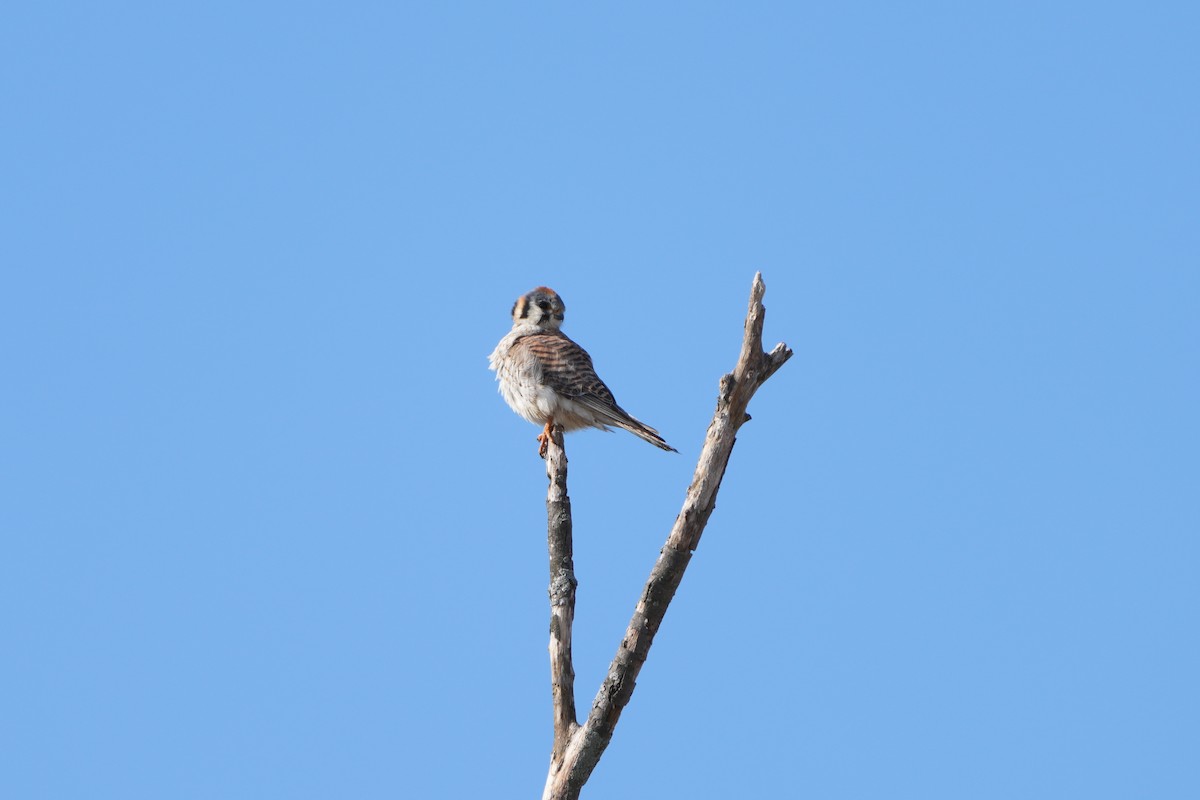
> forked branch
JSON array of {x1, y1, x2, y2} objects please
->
[{"x1": 541, "y1": 272, "x2": 792, "y2": 800}]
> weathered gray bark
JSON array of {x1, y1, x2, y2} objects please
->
[
  {"x1": 541, "y1": 273, "x2": 793, "y2": 800},
  {"x1": 544, "y1": 424, "x2": 577, "y2": 764}
]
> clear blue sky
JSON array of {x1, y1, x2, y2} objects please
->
[{"x1": 3, "y1": 3, "x2": 1197, "y2": 798}]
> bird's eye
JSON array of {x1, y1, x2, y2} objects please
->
[{"x1": 537, "y1": 300, "x2": 551, "y2": 311}]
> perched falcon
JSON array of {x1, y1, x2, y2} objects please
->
[{"x1": 489, "y1": 286, "x2": 676, "y2": 457}]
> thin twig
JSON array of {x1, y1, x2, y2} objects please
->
[{"x1": 543, "y1": 273, "x2": 792, "y2": 800}]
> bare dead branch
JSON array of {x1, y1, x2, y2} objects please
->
[
  {"x1": 544, "y1": 424, "x2": 578, "y2": 765},
  {"x1": 542, "y1": 273, "x2": 793, "y2": 800}
]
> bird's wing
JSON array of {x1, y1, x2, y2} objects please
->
[
  {"x1": 517, "y1": 332, "x2": 618, "y2": 406},
  {"x1": 517, "y1": 332, "x2": 677, "y2": 452}
]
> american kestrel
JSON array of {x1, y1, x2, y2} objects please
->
[{"x1": 489, "y1": 287, "x2": 677, "y2": 457}]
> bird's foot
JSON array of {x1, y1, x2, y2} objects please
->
[{"x1": 537, "y1": 420, "x2": 554, "y2": 458}]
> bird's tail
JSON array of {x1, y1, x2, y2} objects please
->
[
  {"x1": 577, "y1": 395, "x2": 678, "y2": 452},
  {"x1": 616, "y1": 416, "x2": 677, "y2": 453}
]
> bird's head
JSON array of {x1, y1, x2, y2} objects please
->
[{"x1": 511, "y1": 286, "x2": 566, "y2": 331}]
